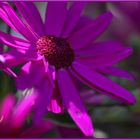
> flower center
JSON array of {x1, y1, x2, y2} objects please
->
[{"x1": 36, "y1": 36, "x2": 75, "y2": 69}]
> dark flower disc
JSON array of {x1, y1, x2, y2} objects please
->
[{"x1": 36, "y1": 36, "x2": 75, "y2": 69}]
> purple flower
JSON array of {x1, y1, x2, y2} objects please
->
[
  {"x1": 0, "y1": 2, "x2": 136, "y2": 136},
  {"x1": 0, "y1": 93, "x2": 54, "y2": 138}
]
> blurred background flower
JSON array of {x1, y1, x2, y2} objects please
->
[{"x1": 0, "y1": 93, "x2": 54, "y2": 138}]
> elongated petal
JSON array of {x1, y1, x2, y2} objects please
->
[
  {"x1": 42, "y1": 61, "x2": 63, "y2": 114},
  {"x1": 0, "y1": 54, "x2": 16, "y2": 77},
  {"x1": 16, "y1": 60, "x2": 45, "y2": 90},
  {"x1": 58, "y1": 70, "x2": 94, "y2": 136},
  {"x1": 0, "y1": 8, "x2": 17, "y2": 31},
  {"x1": 48, "y1": 83, "x2": 63, "y2": 114},
  {"x1": 15, "y1": 2, "x2": 45, "y2": 37},
  {"x1": 0, "y1": 94, "x2": 16, "y2": 123},
  {"x1": 42, "y1": 59, "x2": 55, "y2": 87},
  {"x1": 76, "y1": 47, "x2": 133, "y2": 69},
  {"x1": 69, "y1": 12, "x2": 113, "y2": 50},
  {"x1": 33, "y1": 62, "x2": 55, "y2": 122},
  {"x1": 12, "y1": 92, "x2": 37, "y2": 128},
  {"x1": 0, "y1": 2, "x2": 37, "y2": 42},
  {"x1": 2, "y1": 67, "x2": 17, "y2": 78},
  {"x1": 72, "y1": 62, "x2": 136, "y2": 104},
  {"x1": 45, "y1": 2, "x2": 67, "y2": 36},
  {"x1": 33, "y1": 76, "x2": 53, "y2": 124},
  {"x1": 76, "y1": 40, "x2": 127, "y2": 57},
  {"x1": 1, "y1": 49, "x2": 37, "y2": 67},
  {"x1": 98, "y1": 67, "x2": 134, "y2": 81},
  {"x1": 74, "y1": 16, "x2": 94, "y2": 33},
  {"x1": 62, "y1": 2, "x2": 86, "y2": 37},
  {"x1": 0, "y1": 31, "x2": 32, "y2": 50}
]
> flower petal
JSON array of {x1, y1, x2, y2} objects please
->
[
  {"x1": 12, "y1": 92, "x2": 37, "y2": 128},
  {"x1": 1, "y1": 49, "x2": 37, "y2": 68},
  {"x1": 57, "y1": 70, "x2": 94, "y2": 136},
  {"x1": 15, "y1": 2, "x2": 45, "y2": 37},
  {"x1": 98, "y1": 67, "x2": 134, "y2": 81},
  {"x1": 45, "y1": 2, "x2": 67, "y2": 36},
  {"x1": 0, "y1": 7, "x2": 17, "y2": 31},
  {"x1": 0, "y1": 2, "x2": 37, "y2": 42},
  {"x1": 76, "y1": 42, "x2": 133, "y2": 69},
  {"x1": 73, "y1": 16, "x2": 94, "y2": 33},
  {"x1": 47, "y1": 82, "x2": 63, "y2": 114},
  {"x1": 33, "y1": 76, "x2": 53, "y2": 124},
  {"x1": 61, "y1": 2, "x2": 86, "y2": 37},
  {"x1": 72, "y1": 62, "x2": 136, "y2": 104},
  {"x1": 0, "y1": 94, "x2": 16, "y2": 123},
  {"x1": 2, "y1": 66, "x2": 17, "y2": 78},
  {"x1": 76, "y1": 40, "x2": 127, "y2": 57},
  {"x1": 16, "y1": 60, "x2": 45, "y2": 90},
  {"x1": 0, "y1": 31, "x2": 32, "y2": 50},
  {"x1": 0, "y1": 54, "x2": 16, "y2": 77},
  {"x1": 68, "y1": 12, "x2": 113, "y2": 50}
]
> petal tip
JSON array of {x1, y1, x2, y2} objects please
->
[
  {"x1": 86, "y1": 128, "x2": 94, "y2": 137},
  {"x1": 129, "y1": 96, "x2": 137, "y2": 105}
]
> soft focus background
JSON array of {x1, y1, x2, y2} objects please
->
[{"x1": 0, "y1": 2, "x2": 140, "y2": 138}]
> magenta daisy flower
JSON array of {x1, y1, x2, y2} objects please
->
[
  {"x1": 0, "y1": 93, "x2": 54, "y2": 138},
  {"x1": 0, "y1": 2, "x2": 136, "y2": 136}
]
